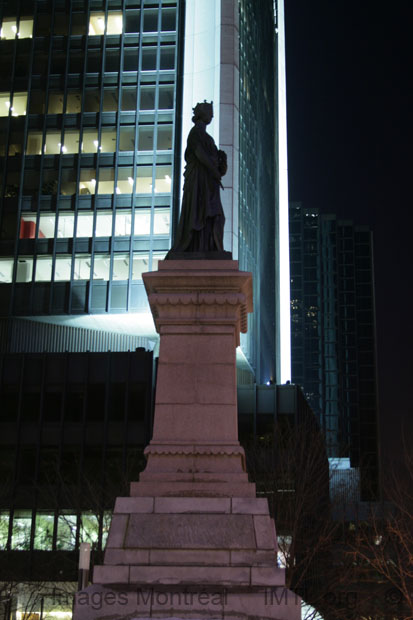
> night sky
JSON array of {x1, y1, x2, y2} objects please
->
[{"x1": 284, "y1": 0, "x2": 413, "y2": 464}]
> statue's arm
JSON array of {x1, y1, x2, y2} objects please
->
[{"x1": 194, "y1": 145, "x2": 220, "y2": 180}]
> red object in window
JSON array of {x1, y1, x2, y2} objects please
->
[
  {"x1": 19, "y1": 219, "x2": 45, "y2": 239},
  {"x1": 20, "y1": 219, "x2": 36, "y2": 238}
]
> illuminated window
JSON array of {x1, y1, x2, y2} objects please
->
[
  {"x1": 136, "y1": 166, "x2": 153, "y2": 194},
  {"x1": 79, "y1": 169, "x2": 96, "y2": 195},
  {"x1": 76, "y1": 213, "x2": 94, "y2": 238},
  {"x1": 88, "y1": 13, "x2": 105, "y2": 35},
  {"x1": 116, "y1": 167, "x2": 134, "y2": 194},
  {"x1": 85, "y1": 89, "x2": 100, "y2": 112},
  {"x1": 74, "y1": 255, "x2": 91, "y2": 280},
  {"x1": 157, "y1": 125, "x2": 173, "y2": 150},
  {"x1": 54, "y1": 256, "x2": 72, "y2": 281},
  {"x1": 134, "y1": 210, "x2": 151, "y2": 235},
  {"x1": 89, "y1": 12, "x2": 122, "y2": 35},
  {"x1": 16, "y1": 258, "x2": 33, "y2": 283},
  {"x1": 0, "y1": 18, "x2": 17, "y2": 39},
  {"x1": 17, "y1": 208, "x2": 168, "y2": 246},
  {"x1": 0, "y1": 93, "x2": 11, "y2": 117},
  {"x1": 95, "y1": 211, "x2": 113, "y2": 237},
  {"x1": 0, "y1": 17, "x2": 33, "y2": 39},
  {"x1": 0, "y1": 258, "x2": 13, "y2": 283},
  {"x1": 113, "y1": 254, "x2": 129, "y2": 280},
  {"x1": 93, "y1": 255, "x2": 110, "y2": 280},
  {"x1": 12, "y1": 92, "x2": 27, "y2": 116},
  {"x1": 102, "y1": 89, "x2": 118, "y2": 111},
  {"x1": 155, "y1": 165, "x2": 172, "y2": 193},
  {"x1": 35, "y1": 256, "x2": 53, "y2": 282},
  {"x1": 48, "y1": 93, "x2": 64, "y2": 114},
  {"x1": 119, "y1": 127, "x2": 135, "y2": 151},
  {"x1": 154, "y1": 208, "x2": 170, "y2": 235},
  {"x1": 11, "y1": 510, "x2": 32, "y2": 550},
  {"x1": 152, "y1": 252, "x2": 167, "y2": 270},
  {"x1": 0, "y1": 512, "x2": 9, "y2": 549},
  {"x1": 132, "y1": 254, "x2": 150, "y2": 279},
  {"x1": 115, "y1": 211, "x2": 132, "y2": 236},
  {"x1": 0, "y1": 92, "x2": 28, "y2": 117},
  {"x1": 33, "y1": 512, "x2": 54, "y2": 550},
  {"x1": 26, "y1": 132, "x2": 42, "y2": 154},
  {"x1": 63, "y1": 129, "x2": 80, "y2": 154},
  {"x1": 56, "y1": 512, "x2": 77, "y2": 550},
  {"x1": 57, "y1": 213, "x2": 75, "y2": 238},
  {"x1": 67, "y1": 92, "x2": 82, "y2": 113},
  {"x1": 81, "y1": 128, "x2": 98, "y2": 153},
  {"x1": 101, "y1": 128, "x2": 117, "y2": 152},
  {"x1": 37, "y1": 214, "x2": 55, "y2": 238},
  {"x1": 107, "y1": 13, "x2": 123, "y2": 34},
  {"x1": 138, "y1": 126, "x2": 154, "y2": 151},
  {"x1": 131, "y1": 253, "x2": 166, "y2": 278},
  {"x1": 20, "y1": 215, "x2": 38, "y2": 239},
  {"x1": 44, "y1": 131, "x2": 62, "y2": 154},
  {"x1": 18, "y1": 18, "x2": 33, "y2": 38},
  {"x1": 97, "y1": 169, "x2": 114, "y2": 194}
]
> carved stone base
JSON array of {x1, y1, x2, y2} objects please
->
[
  {"x1": 72, "y1": 261, "x2": 300, "y2": 619},
  {"x1": 74, "y1": 494, "x2": 300, "y2": 619},
  {"x1": 136, "y1": 442, "x2": 254, "y2": 497}
]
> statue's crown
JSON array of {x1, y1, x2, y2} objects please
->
[{"x1": 193, "y1": 100, "x2": 213, "y2": 113}]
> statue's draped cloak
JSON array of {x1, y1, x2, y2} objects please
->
[{"x1": 172, "y1": 121, "x2": 225, "y2": 252}]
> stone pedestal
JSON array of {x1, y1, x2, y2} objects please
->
[{"x1": 73, "y1": 261, "x2": 300, "y2": 620}]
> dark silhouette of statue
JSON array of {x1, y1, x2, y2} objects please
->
[{"x1": 168, "y1": 101, "x2": 228, "y2": 255}]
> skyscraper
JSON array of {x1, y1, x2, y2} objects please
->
[
  {"x1": 289, "y1": 202, "x2": 380, "y2": 499},
  {"x1": 0, "y1": 0, "x2": 290, "y2": 384}
]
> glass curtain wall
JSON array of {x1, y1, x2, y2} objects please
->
[
  {"x1": 239, "y1": 0, "x2": 277, "y2": 384},
  {"x1": 289, "y1": 203, "x2": 379, "y2": 492},
  {"x1": 0, "y1": 0, "x2": 181, "y2": 315}
]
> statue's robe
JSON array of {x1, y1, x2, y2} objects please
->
[{"x1": 172, "y1": 121, "x2": 226, "y2": 252}]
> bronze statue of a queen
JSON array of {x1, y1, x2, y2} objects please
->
[{"x1": 170, "y1": 101, "x2": 227, "y2": 254}]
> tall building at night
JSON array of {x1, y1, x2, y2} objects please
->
[
  {"x1": 0, "y1": 0, "x2": 290, "y2": 384},
  {"x1": 0, "y1": 1, "x2": 291, "y2": 615},
  {"x1": 289, "y1": 202, "x2": 380, "y2": 499}
]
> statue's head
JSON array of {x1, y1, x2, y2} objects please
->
[{"x1": 192, "y1": 100, "x2": 213, "y2": 124}]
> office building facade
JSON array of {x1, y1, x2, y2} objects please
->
[
  {"x1": 0, "y1": 0, "x2": 290, "y2": 384},
  {"x1": 289, "y1": 202, "x2": 379, "y2": 498},
  {"x1": 0, "y1": 0, "x2": 180, "y2": 331}
]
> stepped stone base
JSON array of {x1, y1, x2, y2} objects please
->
[
  {"x1": 73, "y1": 260, "x2": 300, "y2": 619},
  {"x1": 74, "y1": 495, "x2": 300, "y2": 619},
  {"x1": 74, "y1": 584, "x2": 300, "y2": 619}
]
